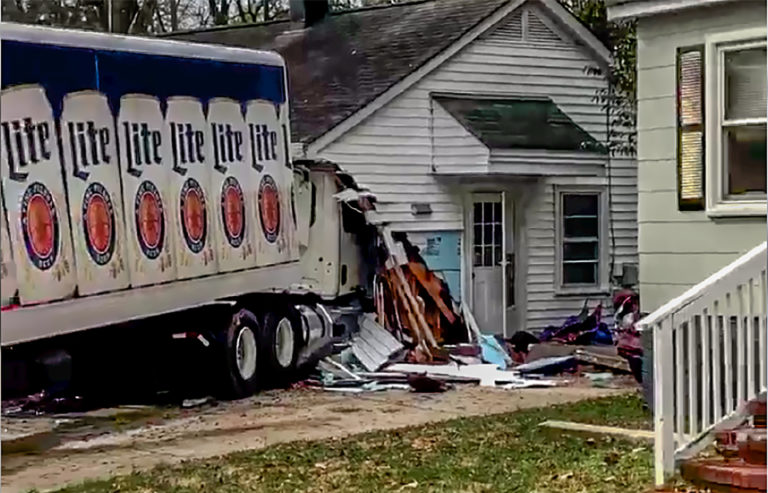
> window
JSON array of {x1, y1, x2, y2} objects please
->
[
  {"x1": 705, "y1": 29, "x2": 767, "y2": 216},
  {"x1": 555, "y1": 188, "x2": 607, "y2": 293},
  {"x1": 721, "y1": 46, "x2": 767, "y2": 199},
  {"x1": 472, "y1": 200, "x2": 502, "y2": 267}
]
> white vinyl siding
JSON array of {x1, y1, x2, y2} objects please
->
[
  {"x1": 523, "y1": 158, "x2": 636, "y2": 329},
  {"x1": 318, "y1": 4, "x2": 609, "y2": 230},
  {"x1": 318, "y1": 3, "x2": 638, "y2": 330},
  {"x1": 636, "y1": 0, "x2": 766, "y2": 312}
]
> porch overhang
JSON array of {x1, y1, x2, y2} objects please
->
[{"x1": 430, "y1": 94, "x2": 607, "y2": 178}]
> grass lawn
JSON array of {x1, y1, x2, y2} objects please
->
[{"x1": 49, "y1": 392, "x2": 653, "y2": 493}]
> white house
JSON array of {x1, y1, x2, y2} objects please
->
[
  {"x1": 607, "y1": 0, "x2": 766, "y2": 486},
  {"x1": 608, "y1": 0, "x2": 766, "y2": 312},
  {"x1": 172, "y1": 0, "x2": 639, "y2": 336}
]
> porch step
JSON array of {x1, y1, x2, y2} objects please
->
[
  {"x1": 680, "y1": 458, "x2": 766, "y2": 492},
  {"x1": 715, "y1": 427, "x2": 766, "y2": 464},
  {"x1": 679, "y1": 394, "x2": 767, "y2": 492},
  {"x1": 747, "y1": 396, "x2": 766, "y2": 429}
]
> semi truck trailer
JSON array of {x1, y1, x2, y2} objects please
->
[{"x1": 0, "y1": 23, "x2": 368, "y2": 399}]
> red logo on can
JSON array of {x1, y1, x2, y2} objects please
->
[
  {"x1": 221, "y1": 177, "x2": 245, "y2": 248},
  {"x1": 82, "y1": 182, "x2": 115, "y2": 266},
  {"x1": 180, "y1": 177, "x2": 207, "y2": 254},
  {"x1": 21, "y1": 182, "x2": 59, "y2": 271},
  {"x1": 258, "y1": 174, "x2": 280, "y2": 244},
  {"x1": 134, "y1": 181, "x2": 165, "y2": 260}
]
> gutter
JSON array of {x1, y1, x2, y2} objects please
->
[{"x1": 607, "y1": 0, "x2": 739, "y2": 21}]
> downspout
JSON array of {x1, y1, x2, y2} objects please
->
[{"x1": 606, "y1": 75, "x2": 617, "y2": 289}]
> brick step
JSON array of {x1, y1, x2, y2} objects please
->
[
  {"x1": 716, "y1": 427, "x2": 766, "y2": 464},
  {"x1": 680, "y1": 458, "x2": 766, "y2": 492},
  {"x1": 747, "y1": 396, "x2": 766, "y2": 429}
]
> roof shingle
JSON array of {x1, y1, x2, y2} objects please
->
[{"x1": 165, "y1": 0, "x2": 510, "y2": 143}]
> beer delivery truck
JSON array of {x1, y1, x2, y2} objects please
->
[{"x1": 0, "y1": 23, "x2": 367, "y2": 398}]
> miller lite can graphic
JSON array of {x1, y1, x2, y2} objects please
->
[
  {"x1": 166, "y1": 97, "x2": 217, "y2": 280},
  {"x1": 117, "y1": 94, "x2": 176, "y2": 287},
  {"x1": 1, "y1": 185, "x2": 18, "y2": 307},
  {"x1": 0, "y1": 85, "x2": 77, "y2": 304},
  {"x1": 207, "y1": 98, "x2": 256, "y2": 273},
  {"x1": 61, "y1": 91, "x2": 130, "y2": 295},
  {"x1": 246, "y1": 100, "x2": 297, "y2": 267}
]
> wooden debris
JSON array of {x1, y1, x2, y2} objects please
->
[
  {"x1": 538, "y1": 420, "x2": 654, "y2": 442},
  {"x1": 574, "y1": 349, "x2": 632, "y2": 373}
]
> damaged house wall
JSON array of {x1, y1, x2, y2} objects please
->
[{"x1": 315, "y1": 3, "x2": 638, "y2": 332}]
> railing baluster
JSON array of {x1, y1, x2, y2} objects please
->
[
  {"x1": 675, "y1": 318, "x2": 686, "y2": 443},
  {"x1": 736, "y1": 285, "x2": 746, "y2": 406},
  {"x1": 724, "y1": 292, "x2": 734, "y2": 416},
  {"x1": 655, "y1": 318, "x2": 676, "y2": 486},
  {"x1": 688, "y1": 316, "x2": 699, "y2": 436},
  {"x1": 760, "y1": 269, "x2": 767, "y2": 392},
  {"x1": 712, "y1": 300, "x2": 722, "y2": 423},
  {"x1": 701, "y1": 308, "x2": 711, "y2": 430},
  {"x1": 746, "y1": 279, "x2": 756, "y2": 401}
]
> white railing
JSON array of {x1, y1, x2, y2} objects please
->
[{"x1": 638, "y1": 242, "x2": 767, "y2": 487}]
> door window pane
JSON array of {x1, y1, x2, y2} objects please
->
[
  {"x1": 474, "y1": 203, "x2": 482, "y2": 223},
  {"x1": 483, "y1": 246, "x2": 493, "y2": 266},
  {"x1": 483, "y1": 202, "x2": 493, "y2": 223}
]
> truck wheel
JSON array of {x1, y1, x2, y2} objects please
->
[
  {"x1": 259, "y1": 310, "x2": 301, "y2": 378},
  {"x1": 222, "y1": 309, "x2": 261, "y2": 398}
]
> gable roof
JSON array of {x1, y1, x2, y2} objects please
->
[
  {"x1": 166, "y1": 0, "x2": 610, "y2": 147},
  {"x1": 434, "y1": 95, "x2": 606, "y2": 153}
]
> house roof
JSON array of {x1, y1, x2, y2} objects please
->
[
  {"x1": 166, "y1": 0, "x2": 610, "y2": 146},
  {"x1": 434, "y1": 95, "x2": 605, "y2": 153},
  {"x1": 166, "y1": 0, "x2": 509, "y2": 144},
  {"x1": 606, "y1": 0, "x2": 741, "y2": 21}
]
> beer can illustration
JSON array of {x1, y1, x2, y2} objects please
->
[
  {"x1": 61, "y1": 91, "x2": 130, "y2": 295},
  {"x1": 207, "y1": 98, "x2": 256, "y2": 273},
  {"x1": 117, "y1": 94, "x2": 176, "y2": 287},
  {"x1": 0, "y1": 85, "x2": 76, "y2": 304},
  {"x1": 166, "y1": 97, "x2": 217, "y2": 279}
]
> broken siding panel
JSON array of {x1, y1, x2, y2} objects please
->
[
  {"x1": 317, "y1": 5, "x2": 610, "y2": 230},
  {"x1": 635, "y1": 1, "x2": 766, "y2": 311}
]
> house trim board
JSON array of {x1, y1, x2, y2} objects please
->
[
  {"x1": 607, "y1": 0, "x2": 739, "y2": 21},
  {"x1": 305, "y1": 0, "x2": 612, "y2": 157}
]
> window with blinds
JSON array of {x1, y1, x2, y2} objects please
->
[
  {"x1": 722, "y1": 44, "x2": 767, "y2": 199},
  {"x1": 677, "y1": 46, "x2": 705, "y2": 210}
]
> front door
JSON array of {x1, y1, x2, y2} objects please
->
[{"x1": 471, "y1": 194, "x2": 504, "y2": 335}]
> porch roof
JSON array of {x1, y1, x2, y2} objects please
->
[{"x1": 433, "y1": 95, "x2": 606, "y2": 154}]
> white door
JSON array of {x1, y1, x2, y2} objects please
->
[{"x1": 471, "y1": 194, "x2": 504, "y2": 335}]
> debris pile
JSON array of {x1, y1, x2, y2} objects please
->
[
  {"x1": 303, "y1": 228, "x2": 644, "y2": 395},
  {"x1": 372, "y1": 230, "x2": 469, "y2": 363}
]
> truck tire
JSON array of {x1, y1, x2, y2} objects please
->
[
  {"x1": 258, "y1": 309, "x2": 302, "y2": 379},
  {"x1": 222, "y1": 309, "x2": 261, "y2": 398}
]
